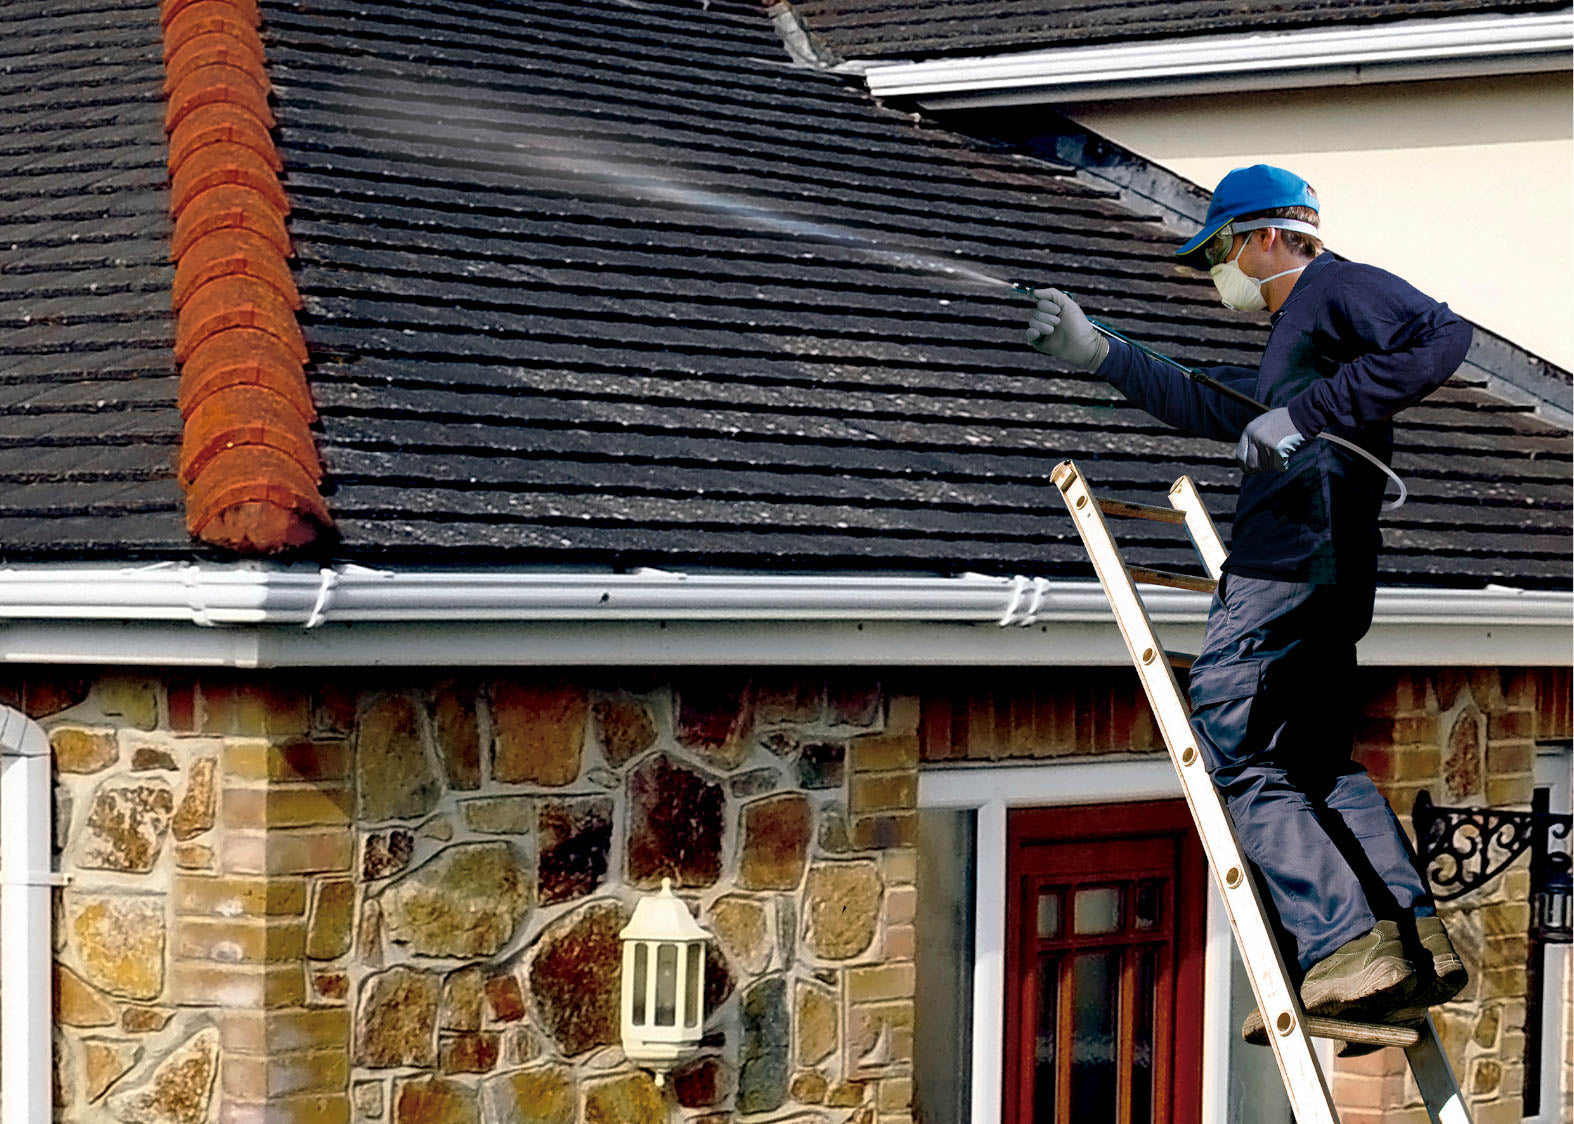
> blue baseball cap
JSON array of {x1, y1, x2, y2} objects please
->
[{"x1": 1175, "y1": 165, "x2": 1319, "y2": 269}]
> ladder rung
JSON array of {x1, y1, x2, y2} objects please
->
[
  {"x1": 1247, "y1": 1014, "x2": 1424, "y2": 1049},
  {"x1": 1128, "y1": 566, "x2": 1218, "y2": 593},
  {"x1": 1097, "y1": 498, "x2": 1188, "y2": 524},
  {"x1": 1166, "y1": 651, "x2": 1195, "y2": 669}
]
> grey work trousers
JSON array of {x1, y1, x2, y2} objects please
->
[{"x1": 1187, "y1": 572, "x2": 1434, "y2": 972}]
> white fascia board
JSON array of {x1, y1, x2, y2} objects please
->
[
  {"x1": 0, "y1": 563, "x2": 1566, "y2": 668},
  {"x1": 863, "y1": 13, "x2": 1574, "y2": 107}
]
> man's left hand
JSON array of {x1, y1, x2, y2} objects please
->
[{"x1": 1236, "y1": 408, "x2": 1307, "y2": 473}]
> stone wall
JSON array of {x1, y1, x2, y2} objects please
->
[
  {"x1": 13, "y1": 671, "x2": 920, "y2": 1124},
  {"x1": 917, "y1": 665, "x2": 1570, "y2": 1124}
]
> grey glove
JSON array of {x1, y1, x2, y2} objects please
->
[
  {"x1": 1025, "y1": 287, "x2": 1109, "y2": 373},
  {"x1": 1235, "y1": 407, "x2": 1307, "y2": 473}
]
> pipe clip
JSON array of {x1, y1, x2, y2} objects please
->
[
  {"x1": 0, "y1": 869, "x2": 72, "y2": 887},
  {"x1": 998, "y1": 575, "x2": 1051, "y2": 627}
]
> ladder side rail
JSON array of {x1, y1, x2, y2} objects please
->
[
  {"x1": 1407, "y1": 1015, "x2": 1473, "y2": 1122},
  {"x1": 1051, "y1": 460, "x2": 1339, "y2": 1124},
  {"x1": 1168, "y1": 475, "x2": 1229, "y2": 581}
]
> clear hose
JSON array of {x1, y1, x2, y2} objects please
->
[{"x1": 1317, "y1": 433, "x2": 1407, "y2": 510}]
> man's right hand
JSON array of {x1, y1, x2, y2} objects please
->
[{"x1": 1025, "y1": 287, "x2": 1109, "y2": 373}]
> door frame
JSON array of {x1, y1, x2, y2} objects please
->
[{"x1": 1002, "y1": 799, "x2": 1208, "y2": 1124}]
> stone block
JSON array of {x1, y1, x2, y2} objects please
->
[
  {"x1": 709, "y1": 895, "x2": 770, "y2": 976},
  {"x1": 884, "y1": 926, "x2": 916, "y2": 961},
  {"x1": 122, "y1": 1007, "x2": 174, "y2": 1034},
  {"x1": 174, "y1": 874, "x2": 307, "y2": 917},
  {"x1": 356, "y1": 966, "x2": 441, "y2": 1068},
  {"x1": 538, "y1": 796, "x2": 614, "y2": 904},
  {"x1": 461, "y1": 796, "x2": 535, "y2": 834},
  {"x1": 69, "y1": 893, "x2": 166, "y2": 1000},
  {"x1": 674, "y1": 1056, "x2": 734, "y2": 1108},
  {"x1": 490, "y1": 681, "x2": 588, "y2": 786},
  {"x1": 882, "y1": 849, "x2": 917, "y2": 886},
  {"x1": 791, "y1": 1070, "x2": 829, "y2": 1103},
  {"x1": 731, "y1": 766, "x2": 781, "y2": 797},
  {"x1": 851, "y1": 774, "x2": 917, "y2": 814},
  {"x1": 1443, "y1": 709, "x2": 1484, "y2": 799},
  {"x1": 852, "y1": 813, "x2": 917, "y2": 851},
  {"x1": 877, "y1": 1078, "x2": 913, "y2": 1113},
  {"x1": 222, "y1": 784, "x2": 353, "y2": 829},
  {"x1": 1486, "y1": 776, "x2": 1533, "y2": 805},
  {"x1": 433, "y1": 682, "x2": 482, "y2": 790},
  {"x1": 313, "y1": 683, "x2": 360, "y2": 738},
  {"x1": 307, "y1": 878, "x2": 356, "y2": 960},
  {"x1": 52, "y1": 727, "x2": 120, "y2": 774},
  {"x1": 175, "y1": 917, "x2": 305, "y2": 963},
  {"x1": 481, "y1": 1064, "x2": 575, "y2": 1124},
  {"x1": 221, "y1": 1007, "x2": 350, "y2": 1053},
  {"x1": 356, "y1": 695, "x2": 441, "y2": 821},
  {"x1": 314, "y1": 971, "x2": 350, "y2": 1001},
  {"x1": 225, "y1": 739, "x2": 351, "y2": 783},
  {"x1": 739, "y1": 793, "x2": 811, "y2": 891},
  {"x1": 484, "y1": 973, "x2": 526, "y2": 1022},
  {"x1": 826, "y1": 1080, "x2": 868, "y2": 1107},
  {"x1": 440, "y1": 1031, "x2": 500, "y2": 1074},
  {"x1": 676, "y1": 679, "x2": 755, "y2": 770},
  {"x1": 170, "y1": 961, "x2": 305, "y2": 1008},
  {"x1": 585, "y1": 1073, "x2": 665, "y2": 1124},
  {"x1": 796, "y1": 978, "x2": 837, "y2": 1066},
  {"x1": 529, "y1": 901, "x2": 626, "y2": 1056},
  {"x1": 627, "y1": 754, "x2": 726, "y2": 888},
  {"x1": 592, "y1": 693, "x2": 658, "y2": 767},
  {"x1": 851, "y1": 1001, "x2": 915, "y2": 1069},
  {"x1": 848, "y1": 733, "x2": 918, "y2": 773},
  {"x1": 847, "y1": 964, "x2": 915, "y2": 1004},
  {"x1": 56, "y1": 963, "x2": 118, "y2": 1027},
  {"x1": 393, "y1": 1075, "x2": 479, "y2": 1124},
  {"x1": 1485, "y1": 741, "x2": 1533, "y2": 776},
  {"x1": 97, "y1": 677, "x2": 160, "y2": 730},
  {"x1": 201, "y1": 681, "x2": 310, "y2": 737},
  {"x1": 796, "y1": 742, "x2": 846, "y2": 790},
  {"x1": 805, "y1": 861, "x2": 882, "y2": 959},
  {"x1": 739, "y1": 976, "x2": 789, "y2": 1114},
  {"x1": 82, "y1": 1037, "x2": 141, "y2": 1103},
  {"x1": 753, "y1": 677, "x2": 824, "y2": 726},
  {"x1": 1487, "y1": 710, "x2": 1534, "y2": 741},
  {"x1": 80, "y1": 777, "x2": 174, "y2": 872},
  {"x1": 224, "y1": 828, "x2": 354, "y2": 876},
  {"x1": 170, "y1": 756, "x2": 217, "y2": 841},
  {"x1": 441, "y1": 966, "x2": 485, "y2": 1032},
  {"x1": 361, "y1": 829, "x2": 415, "y2": 881},
  {"x1": 107, "y1": 1026, "x2": 218, "y2": 1124},
  {"x1": 381, "y1": 842, "x2": 532, "y2": 958}
]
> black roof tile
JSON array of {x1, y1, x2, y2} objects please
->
[{"x1": 789, "y1": 0, "x2": 1572, "y2": 58}]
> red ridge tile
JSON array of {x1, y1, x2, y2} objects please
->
[
  {"x1": 170, "y1": 142, "x2": 290, "y2": 217},
  {"x1": 180, "y1": 385, "x2": 323, "y2": 485},
  {"x1": 170, "y1": 184, "x2": 291, "y2": 260},
  {"x1": 164, "y1": 0, "x2": 331, "y2": 553},
  {"x1": 169, "y1": 103, "x2": 282, "y2": 171},
  {"x1": 173, "y1": 228, "x2": 300, "y2": 311}
]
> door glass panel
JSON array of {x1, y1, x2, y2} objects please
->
[
  {"x1": 1033, "y1": 956, "x2": 1058, "y2": 1123},
  {"x1": 1134, "y1": 880, "x2": 1163, "y2": 931},
  {"x1": 1037, "y1": 890, "x2": 1062, "y2": 938},
  {"x1": 1070, "y1": 951, "x2": 1119, "y2": 1118},
  {"x1": 1073, "y1": 886, "x2": 1121, "y2": 934},
  {"x1": 1131, "y1": 947, "x2": 1158, "y2": 1124}
]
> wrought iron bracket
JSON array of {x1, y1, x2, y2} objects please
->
[{"x1": 1412, "y1": 789, "x2": 1571, "y2": 942}]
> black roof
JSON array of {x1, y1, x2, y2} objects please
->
[
  {"x1": 3, "y1": 0, "x2": 1570, "y2": 590},
  {"x1": 788, "y1": 0, "x2": 1573, "y2": 59},
  {"x1": 0, "y1": 0, "x2": 189, "y2": 553}
]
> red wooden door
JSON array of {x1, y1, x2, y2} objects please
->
[{"x1": 1004, "y1": 801, "x2": 1207, "y2": 1124}]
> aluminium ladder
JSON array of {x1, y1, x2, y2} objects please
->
[{"x1": 1049, "y1": 459, "x2": 1470, "y2": 1124}]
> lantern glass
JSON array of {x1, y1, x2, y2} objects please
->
[
  {"x1": 631, "y1": 944, "x2": 649, "y2": 1024},
  {"x1": 655, "y1": 944, "x2": 679, "y2": 1027},
  {"x1": 685, "y1": 943, "x2": 703, "y2": 1028}
]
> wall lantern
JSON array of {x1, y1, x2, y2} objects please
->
[{"x1": 619, "y1": 878, "x2": 711, "y2": 1082}]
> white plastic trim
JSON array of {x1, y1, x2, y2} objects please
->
[
  {"x1": 0, "y1": 564, "x2": 1566, "y2": 667},
  {"x1": 0, "y1": 706, "x2": 53, "y2": 1124},
  {"x1": 863, "y1": 13, "x2": 1574, "y2": 106}
]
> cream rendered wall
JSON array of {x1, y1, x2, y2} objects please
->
[{"x1": 1062, "y1": 72, "x2": 1573, "y2": 369}]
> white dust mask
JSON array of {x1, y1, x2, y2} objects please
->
[{"x1": 1210, "y1": 236, "x2": 1306, "y2": 311}]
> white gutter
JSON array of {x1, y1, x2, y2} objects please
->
[
  {"x1": 1, "y1": 706, "x2": 56, "y2": 1124},
  {"x1": 863, "y1": 13, "x2": 1574, "y2": 108},
  {"x1": 0, "y1": 563, "x2": 1566, "y2": 667}
]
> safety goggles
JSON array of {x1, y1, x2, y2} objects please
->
[{"x1": 1203, "y1": 225, "x2": 1238, "y2": 268}]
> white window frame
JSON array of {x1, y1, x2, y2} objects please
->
[
  {"x1": 1525, "y1": 743, "x2": 1571, "y2": 1124},
  {"x1": 919, "y1": 756, "x2": 1332, "y2": 1124}
]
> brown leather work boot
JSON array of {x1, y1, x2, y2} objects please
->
[{"x1": 1241, "y1": 921, "x2": 1418, "y2": 1047}]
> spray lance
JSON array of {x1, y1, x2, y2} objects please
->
[{"x1": 1009, "y1": 282, "x2": 1407, "y2": 509}]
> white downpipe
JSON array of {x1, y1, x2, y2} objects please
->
[
  {"x1": 864, "y1": 12, "x2": 1574, "y2": 105},
  {"x1": 1, "y1": 706, "x2": 53, "y2": 1124}
]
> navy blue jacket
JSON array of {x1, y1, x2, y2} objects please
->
[{"x1": 1096, "y1": 253, "x2": 1472, "y2": 583}]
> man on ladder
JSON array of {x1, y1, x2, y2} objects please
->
[{"x1": 1024, "y1": 165, "x2": 1474, "y2": 1046}]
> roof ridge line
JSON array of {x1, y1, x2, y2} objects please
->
[{"x1": 161, "y1": 0, "x2": 333, "y2": 552}]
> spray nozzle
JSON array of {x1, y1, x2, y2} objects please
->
[{"x1": 1007, "y1": 280, "x2": 1038, "y2": 298}]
